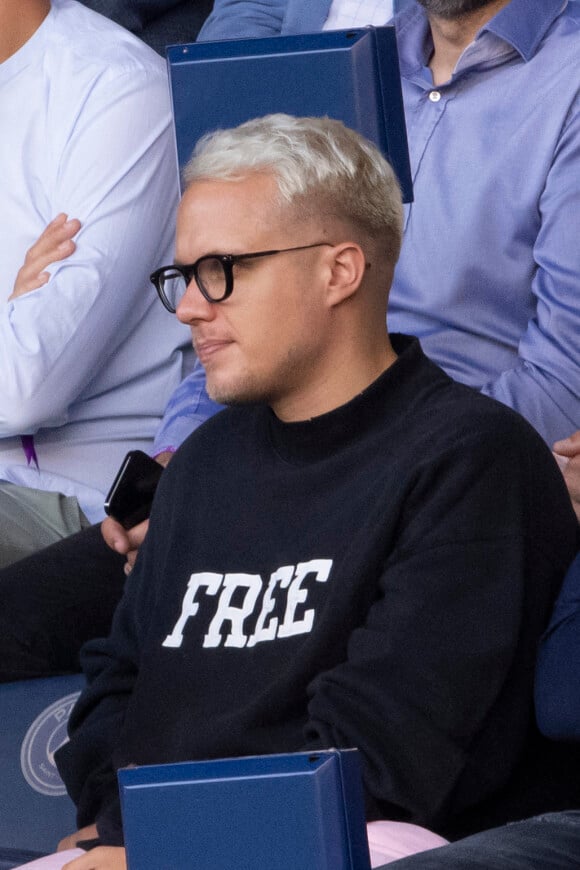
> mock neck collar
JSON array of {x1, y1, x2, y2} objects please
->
[{"x1": 265, "y1": 335, "x2": 442, "y2": 465}]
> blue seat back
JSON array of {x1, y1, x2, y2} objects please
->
[
  {"x1": 0, "y1": 675, "x2": 85, "y2": 854},
  {"x1": 168, "y1": 26, "x2": 413, "y2": 203}
]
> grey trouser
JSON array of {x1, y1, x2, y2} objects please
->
[{"x1": 0, "y1": 482, "x2": 90, "y2": 570}]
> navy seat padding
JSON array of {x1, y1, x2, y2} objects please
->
[
  {"x1": 0, "y1": 847, "x2": 47, "y2": 870},
  {"x1": 0, "y1": 674, "x2": 85, "y2": 856}
]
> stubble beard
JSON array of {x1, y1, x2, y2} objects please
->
[
  {"x1": 416, "y1": 0, "x2": 497, "y2": 18},
  {"x1": 206, "y1": 373, "x2": 265, "y2": 407},
  {"x1": 204, "y1": 344, "x2": 309, "y2": 410}
]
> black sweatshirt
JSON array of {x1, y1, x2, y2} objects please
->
[{"x1": 56, "y1": 336, "x2": 579, "y2": 844}]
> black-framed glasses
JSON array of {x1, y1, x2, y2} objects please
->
[{"x1": 150, "y1": 242, "x2": 334, "y2": 312}]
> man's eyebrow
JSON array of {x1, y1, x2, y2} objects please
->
[{"x1": 173, "y1": 253, "x2": 227, "y2": 265}]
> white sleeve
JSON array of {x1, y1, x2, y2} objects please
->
[{"x1": 0, "y1": 64, "x2": 179, "y2": 436}]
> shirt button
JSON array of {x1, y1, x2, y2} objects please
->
[{"x1": 429, "y1": 90, "x2": 441, "y2": 102}]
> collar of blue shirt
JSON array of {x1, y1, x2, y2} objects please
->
[{"x1": 396, "y1": 0, "x2": 567, "y2": 81}]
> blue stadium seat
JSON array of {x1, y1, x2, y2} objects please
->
[{"x1": 0, "y1": 674, "x2": 85, "y2": 864}]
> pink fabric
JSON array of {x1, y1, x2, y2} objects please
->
[
  {"x1": 16, "y1": 823, "x2": 448, "y2": 867},
  {"x1": 15, "y1": 849, "x2": 84, "y2": 869},
  {"x1": 367, "y1": 820, "x2": 449, "y2": 866}
]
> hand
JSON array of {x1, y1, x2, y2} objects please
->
[
  {"x1": 9, "y1": 213, "x2": 81, "y2": 300},
  {"x1": 62, "y1": 846, "x2": 127, "y2": 870},
  {"x1": 154, "y1": 450, "x2": 175, "y2": 468},
  {"x1": 554, "y1": 430, "x2": 580, "y2": 523},
  {"x1": 101, "y1": 452, "x2": 173, "y2": 574},
  {"x1": 58, "y1": 824, "x2": 99, "y2": 852},
  {"x1": 101, "y1": 516, "x2": 149, "y2": 576}
]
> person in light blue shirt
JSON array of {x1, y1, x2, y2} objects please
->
[
  {"x1": 388, "y1": 0, "x2": 579, "y2": 449},
  {"x1": 161, "y1": 0, "x2": 579, "y2": 456}
]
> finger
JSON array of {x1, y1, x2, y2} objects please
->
[
  {"x1": 24, "y1": 239, "x2": 77, "y2": 274},
  {"x1": 10, "y1": 262, "x2": 61, "y2": 299},
  {"x1": 25, "y1": 217, "x2": 81, "y2": 265},
  {"x1": 553, "y1": 430, "x2": 580, "y2": 457},
  {"x1": 125, "y1": 518, "x2": 150, "y2": 548},
  {"x1": 561, "y1": 457, "x2": 580, "y2": 512},
  {"x1": 22, "y1": 271, "x2": 51, "y2": 292},
  {"x1": 49, "y1": 212, "x2": 69, "y2": 226},
  {"x1": 44, "y1": 212, "x2": 80, "y2": 238},
  {"x1": 124, "y1": 548, "x2": 139, "y2": 575},
  {"x1": 58, "y1": 835, "x2": 76, "y2": 852},
  {"x1": 22, "y1": 214, "x2": 80, "y2": 263},
  {"x1": 101, "y1": 516, "x2": 131, "y2": 555},
  {"x1": 562, "y1": 455, "x2": 580, "y2": 480},
  {"x1": 58, "y1": 824, "x2": 98, "y2": 852},
  {"x1": 122, "y1": 521, "x2": 150, "y2": 575},
  {"x1": 62, "y1": 853, "x2": 95, "y2": 870},
  {"x1": 29, "y1": 213, "x2": 75, "y2": 246},
  {"x1": 63, "y1": 846, "x2": 127, "y2": 870},
  {"x1": 553, "y1": 452, "x2": 569, "y2": 472},
  {"x1": 10, "y1": 217, "x2": 82, "y2": 299},
  {"x1": 102, "y1": 517, "x2": 149, "y2": 565}
]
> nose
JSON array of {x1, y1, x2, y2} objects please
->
[{"x1": 176, "y1": 279, "x2": 215, "y2": 325}]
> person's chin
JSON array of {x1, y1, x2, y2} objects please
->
[{"x1": 206, "y1": 374, "x2": 263, "y2": 407}]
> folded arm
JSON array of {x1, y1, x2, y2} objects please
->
[
  {"x1": 0, "y1": 66, "x2": 178, "y2": 436},
  {"x1": 9, "y1": 214, "x2": 81, "y2": 300}
]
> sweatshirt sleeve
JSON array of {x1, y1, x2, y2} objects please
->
[
  {"x1": 301, "y1": 429, "x2": 577, "y2": 831},
  {"x1": 55, "y1": 534, "x2": 159, "y2": 834},
  {"x1": 55, "y1": 599, "x2": 140, "y2": 831}
]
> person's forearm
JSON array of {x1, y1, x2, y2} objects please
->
[
  {"x1": 197, "y1": 0, "x2": 287, "y2": 41},
  {"x1": 0, "y1": 68, "x2": 179, "y2": 438},
  {"x1": 480, "y1": 364, "x2": 579, "y2": 447}
]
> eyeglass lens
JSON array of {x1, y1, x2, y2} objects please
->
[{"x1": 159, "y1": 258, "x2": 227, "y2": 309}]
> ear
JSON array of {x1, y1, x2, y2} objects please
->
[{"x1": 324, "y1": 242, "x2": 367, "y2": 308}]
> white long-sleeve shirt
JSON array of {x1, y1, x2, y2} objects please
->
[{"x1": 0, "y1": 0, "x2": 192, "y2": 523}]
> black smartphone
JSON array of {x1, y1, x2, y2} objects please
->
[{"x1": 104, "y1": 450, "x2": 164, "y2": 529}]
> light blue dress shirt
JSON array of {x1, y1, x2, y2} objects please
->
[
  {"x1": 389, "y1": 0, "x2": 580, "y2": 446},
  {"x1": 197, "y1": 0, "x2": 409, "y2": 41},
  {"x1": 0, "y1": 0, "x2": 192, "y2": 522},
  {"x1": 154, "y1": 0, "x2": 580, "y2": 454}
]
